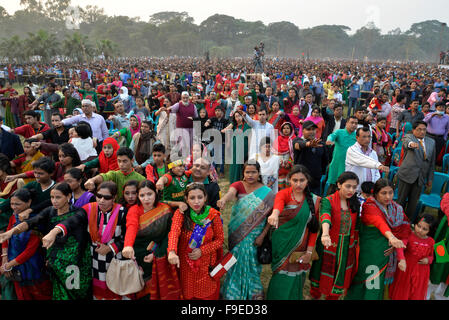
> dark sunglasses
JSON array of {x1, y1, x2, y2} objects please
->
[{"x1": 96, "y1": 193, "x2": 114, "y2": 200}]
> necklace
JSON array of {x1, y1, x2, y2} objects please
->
[{"x1": 292, "y1": 191, "x2": 304, "y2": 203}]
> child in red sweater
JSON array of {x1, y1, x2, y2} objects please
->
[{"x1": 390, "y1": 214, "x2": 435, "y2": 300}]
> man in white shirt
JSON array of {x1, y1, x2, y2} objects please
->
[
  {"x1": 346, "y1": 127, "x2": 389, "y2": 191},
  {"x1": 237, "y1": 108, "x2": 275, "y2": 159}
]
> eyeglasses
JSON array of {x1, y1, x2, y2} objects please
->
[{"x1": 96, "y1": 193, "x2": 114, "y2": 200}]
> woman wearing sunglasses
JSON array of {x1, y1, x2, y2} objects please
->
[{"x1": 40, "y1": 181, "x2": 128, "y2": 300}]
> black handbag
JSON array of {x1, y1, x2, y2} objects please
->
[
  {"x1": 8, "y1": 269, "x2": 22, "y2": 282},
  {"x1": 256, "y1": 233, "x2": 272, "y2": 265}
]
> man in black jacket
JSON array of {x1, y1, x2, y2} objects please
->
[
  {"x1": 0, "y1": 116, "x2": 23, "y2": 161},
  {"x1": 321, "y1": 101, "x2": 346, "y2": 141},
  {"x1": 293, "y1": 121, "x2": 328, "y2": 195}
]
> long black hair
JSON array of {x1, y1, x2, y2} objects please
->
[
  {"x1": 288, "y1": 165, "x2": 319, "y2": 233},
  {"x1": 328, "y1": 171, "x2": 360, "y2": 213},
  {"x1": 59, "y1": 143, "x2": 81, "y2": 167},
  {"x1": 0, "y1": 153, "x2": 13, "y2": 175}
]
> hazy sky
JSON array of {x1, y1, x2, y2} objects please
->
[{"x1": 1, "y1": 0, "x2": 448, "y2": 34}]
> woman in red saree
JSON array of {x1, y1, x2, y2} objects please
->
[
  {"x1": 167, "y1": 183, "x2": 224, "y2": 300},
  {"x1": 346, "y1": 179, "x2": 410, "y2": 300},
  {"x1": 122, "y1": 180, "x2": 182, "y2": 300}
]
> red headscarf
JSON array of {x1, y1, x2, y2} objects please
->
[
  {"x1": 98, "y1": 137, "x2": 119, "y2": 173},
  {"x1": 273, "y1": 122, "x2": 296, "y2": 159}
]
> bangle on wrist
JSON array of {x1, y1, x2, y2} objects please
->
[
  {"x1": 2, "y1": 264, "x2": 12, "y2": 272},
  {"x1": 307, "y1": 251, "x2": 313, "y2": 254},
  {"x1": 1, "y1": 253, "x2": 7, "y2": 257}
]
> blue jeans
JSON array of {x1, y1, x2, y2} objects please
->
[{"x1": 347, "y1": 97, "x2": 358, "y2": 117}]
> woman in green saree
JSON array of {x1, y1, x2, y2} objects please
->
[
  {"x1": 222, "y1": 111, "x2": 250, "y2": 184},
  {"x1": 0, "y1": 182, "x2": 92, "y2": 300},
  {"x1": 218, "y1": 161, "x2": 275, "y2": 300},
  {"x1": 309, "y1": 171, "x2": 361, "y2": 300},
  {"x1": 266, "y1": 165, "x2": 320, "y2": 300},
  {"x1": 346, "y1": 179, "x2": 409, "y2": 300}
]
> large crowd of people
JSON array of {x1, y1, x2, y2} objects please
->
[{"x1": 0, "y1": 56, "x2": 448, "y2": 301}]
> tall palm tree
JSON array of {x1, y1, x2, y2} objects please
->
[
  {"x1": 96, "y1": 39, "x2": 119, "y2": 60},
  {"x1": 0, "y1": 35, "x2": 29, "y2": 63},
  {"x1": 62, "y1": 32, "x2": 93, "y2": 62},
  {"x1": 26, "y1": 30, "x2": 60, "y2": 63}
]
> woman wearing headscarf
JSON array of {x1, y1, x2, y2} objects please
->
[
  {"x1": 131, "y1": 120, "x2": 157, "y2": 173},
  {"x1": 79, "y1": 137, "x2": 120, "y2": 174},
  {"x1": 304, "y1": 107, "x2": 325, "y2": 139},
  {"x1": 272, "y1": 122, "x2": 296, "y2": 190},
  {"x1": 109, "y1": 86, "x2": 135, "y2": 113},
  {"x1": 346, "y1": 179, "x2": 410, "y2": 300}
]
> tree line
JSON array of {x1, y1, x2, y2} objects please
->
[{"x1": 0, "y1": 0, "x2": 448, "y2": 62}]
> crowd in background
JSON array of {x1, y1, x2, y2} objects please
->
[{"x1": 0, "y1": 57, "x2": 448, "y2": 300}]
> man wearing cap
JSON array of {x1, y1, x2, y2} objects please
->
[
  {"x1": 293, "y1": 120, "x2": 328, "y2": 194},
  {"x1": 345, "y1": 127, "x2": 389, "y2": 192},
  {"x1": 62, "y1": 98, "x2": 108, "y2": 149},
  {"x1": 167, "y1": 91, "x2": 198, "y2": 156}
]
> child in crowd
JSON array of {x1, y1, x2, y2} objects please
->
[
  {"x1": 389, "y1": 214, "x2": 435, "y2": 300},
  {"x1": 145, "y1": 143, "x2": 169, "y2": 184},
  {"x1": 155, "y1": 159, "x2": 191, "y2": 210},
  {"x1": 358, "y1": 181, "x2": 375, "y2": 215}
]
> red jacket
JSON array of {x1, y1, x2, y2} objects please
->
[{"x1": 14, "y1": 122, "x2": 50, "y2": 139}]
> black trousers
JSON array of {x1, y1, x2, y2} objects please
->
[
  {"x1": 397, "y1": 177, "x2": 423, "y2": 223},
  {"x1": 427, "y1": 133, "x2": 445, "y2": 160}
]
